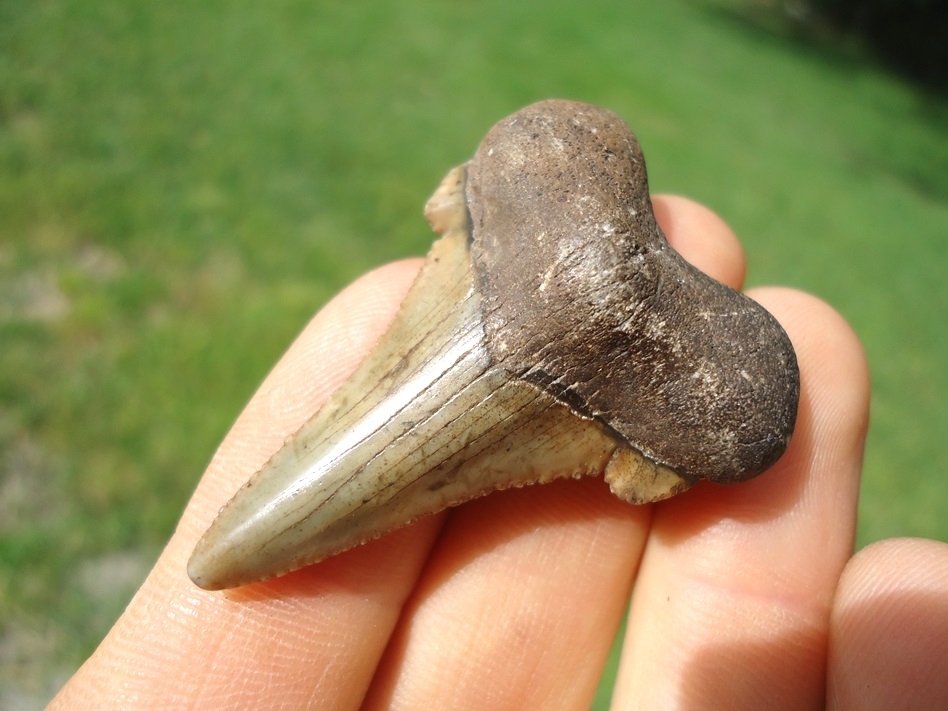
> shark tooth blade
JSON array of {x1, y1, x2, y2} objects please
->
[
  {"x1": 187, "y1": 231, "x2": 621, "y2": 590},
  {"x1": 188, "y1": 230, "x2": 477, "y2": 588}
]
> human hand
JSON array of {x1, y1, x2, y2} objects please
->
[{"x1": 50, "y1": 196, "x2": 948, "y2": 710}]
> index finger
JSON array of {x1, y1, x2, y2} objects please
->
[{"x1": 49, "y1": 260, "x2": 444, "y2": 710}]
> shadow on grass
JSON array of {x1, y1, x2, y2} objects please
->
[{"x1": 694, "y1": 0, "x2": 948, "y2": 200}]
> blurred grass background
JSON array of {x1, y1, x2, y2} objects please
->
[{"x1": 1, "y1": 0, "x2": 945, "y2": 707}]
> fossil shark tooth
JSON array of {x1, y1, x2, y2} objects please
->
[{"x1": 188, "y1": 100, "x2": 799, "y2": 591}]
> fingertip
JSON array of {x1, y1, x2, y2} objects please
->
[
  {"x1": 838, "y1": 537, "x2": 948, "y2": 596},
  {"x1": 829, "y1": 538, "x2": 948, "y2": 710},
  {"x1": 295, "y1": 258, "x2": 425, "y2": 397},
  {"x1": 748, "y1": 288, "x2": 870, "y2": 470},
  {"x1": 653, "y1": 288, "x2": 869, "y2": 542},
  {"x1": 653, "y1": 194, "x2": 746, "y2": 289}
]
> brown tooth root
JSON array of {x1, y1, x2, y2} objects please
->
[{"x1": 188, "y1": 100, "x2": 799, "y2": 590}]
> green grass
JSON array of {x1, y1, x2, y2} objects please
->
[{"x1": 2, "y1": 0, "x2": 946, "y2": 706}]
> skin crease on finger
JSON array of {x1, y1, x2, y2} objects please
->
[
  {"x1": 52, "y1": 195, "x2": 803, "y2": 711},
  {"x1": 611, "y1": 290, "x2": 870, "y2": 710}
]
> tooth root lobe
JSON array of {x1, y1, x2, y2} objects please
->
[{"x1": 467, "y1": 101, "x2": 799, "y2": 484}]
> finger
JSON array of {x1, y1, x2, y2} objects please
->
[
  {"x1": 613, "y1": 290, "x2": 870, "y2": 710},
  {"x1": 652, "y1": 194, "x2": 746, "y2": 289},
  {"x1": 362, "y1": 196, "x2": 749, "y2": 710},
  {"x1": 828, "y1": 537, "x2": 948, "y2": 711},
  {"x1": 50, "y1": 260, "x2": 448, "y2": 710}
]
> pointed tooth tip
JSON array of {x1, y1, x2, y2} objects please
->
[
  {"x1": 187, "y1": 525, "x2": 283, "y2": 591},
  {"x1": 187, "y1": 519, "x2": 269, "y2": 591},
  {"x1": 188, "y1": 547, "x2": 274, "y2": 591},
  {"x1": 186, "y1": 535, "x2": 230, "y2": 591},
  {"x1": 186, "y1": 556, "x2": 218, "y2": 591}
]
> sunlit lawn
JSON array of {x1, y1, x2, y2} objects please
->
[{"x1": 2, "y1": 0, "x2": 946, "y2": 706}]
